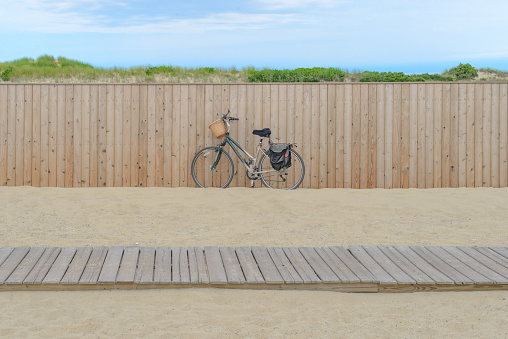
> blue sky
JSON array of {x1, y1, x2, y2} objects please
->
[{"x1": 1, "y1": 0, "x2": 507, "y2": 73}]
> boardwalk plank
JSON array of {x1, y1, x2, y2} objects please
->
[
  {"x1": 424, "y1": 246, "x2": 490, "y2": 284},
  {"x1": 178, "y1": 247, "x2": 190, "y2": 284},
  {"x1": 378, "y1": 246, "x2": 435, "y2": 284},
  {"x1": 116, "y1": 246, "x2": 140, "y2": 283},
  {"x1": 23, "y1": 247, "x2": 61, "y2": 284},
  {"x1": 61, "y1": 247, "x2": 93, "y2": 284},
  {"x1": 476, "y1": 247, "x2": 508, "y2": 270},
  {"x1": 348, "y1": 245, "x2": 396, "y2": 284},
  {"x1": 154, "y1": 247, "x2": 171, "y2": 283},
  {"x1": 267, "y1": 247, "x2": 302, "y2": 284},
  {"x1": 394, "y1": 246, "x2": 456, "y2": 284},
  {"x1": 442, "y1": 246, "x2": 508, "y2": 283},
  {"x1": 171, "y1": 247, "x2": 182, "y2": 283},
  {"x1": 204, "y1": 246, "x2": 227, "y2": 284},
  {"x1": 188, "y1": 247, "x2": 200, "y2": 284},
  {"x1": 5, "y1": 247, "x2": 45, "y2": 284},
  {"x1": 251, "y1": 246, "x2": 284, "y2": 284},
  {"x1": 0, "y1": 247, "x2": 30, "y2": 284},
  {"x1": 283, "y1": 247, "x2": 320, "y2": 283},
  {"x1": 0, "y1": 248, "x2": 14, "y2": 267},
  {"x1": 192, "y1": 246, "x2": 209, "y2": 284},
  {"x1": 134, "y1": 247, "x2": 155, "y2": 284},
  {"x1": 97, "y1": 246, "x2": 124, "y2": 284},
  {"x1": 80, "y1": 246, "x2": 108, "y2": 284},
  {"x1": 490, "y1": 247, "x2": 508, "y2": 260},
  {"x1": 236, "y1": 247, "x2": 266, "y2": 284},
  {"x1": 458, "y1": 247, "x2": 508, "y2": 279},
  {"x1": 316, "y1": 247, "x2": 360, "y2": 283},
  {"x1": 43, "y1": 247, "x2": 77, "y2": 284},
  {"x1": 329, "y1": 246, "x2": 377, "y2": 283},
  {"x1": 219, "y1": 247, "x2": 245, "y2": 284},
  {"x1": 362, "y1": 245, "x2": 415, "y2": 284},
  {"x1": 299, "y1": 247, "x2": 340, "y2": 283}
]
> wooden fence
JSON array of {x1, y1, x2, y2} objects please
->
[{"x1": 0, "y1": 83, "x2": 507, "y2": 188}]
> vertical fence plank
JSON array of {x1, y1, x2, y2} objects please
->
[
  {"x1": 82, "y1": 85, "x2": 90, "y2": 187},
  {"x1": 195, "y1": 84, "x2": 205, "y2": 184},
  {"x1": 384, "y1": 84, "x2": 393, "y2": 189},
  {"x1": 114, "y1": 86, "x2": 123, "y2": 187},
  {"x1": 302, "y1": 84, "x2": 312, "y2": 188},
  {"x1": 237, "y1": 84, "x2": 247, "y2": 187},
  {"x1": 500, "y1": 84, "x2": 508, "y2": 187},
  {"x1": 0, "y1": 85, "x2": 7, "y2": 185},
  {"x1": 41, "y1": 85, "x2": 50, "y2": 187},
  {"x1": 56, "y1": 85, "x2": 65, "y2": 187},
  {"x1": 16, "y1": 85, "x2": 25, "y2": 186},
  {"x1": 319, "y1": 84, "x2": 328, "y2": 188},
  {"x1": 24, "y1": 85, "x2": 33, "y2": 186},
  {"x1": 433, "y1": 84, "x2": 442, "y2": 188},
  {"x1": 483, "y1": 83, "x2": 492, "y2": 187},
  {"x1": 425, "y1": 84, "x2": 434, "y2": 188},
  {"x1": 146, "y1": 85, "x2": 156, "y2": 187},
  {"x1": 65, "y1": 85, "x2": 74, "y2": 187},
  {"x1": 466, "y1": 84, "x2": 475, "y2": 187},
  {"x1": 172, "y1": 85, "x2": 182, "y2": 187},
  {"x1": 336, "y1": 84, "x2": 345, "y2": 188},
  {"x1": 458, "y1": 84, "x2": 467, "y2": 187},
  {"x1": 97, "y1": 85, "x2": 107, "y2": 187},
  {"x1": 105, "y1": 85, "x2": 115, "y2": 186},
  {"x1": 73, "y1": 85, "x2": 82, "y2": 187},
  {"x1": 32, "y1": 85, "x2": 40, "y2": 187},
  {"x1": 180, "y1": 85, "x2": 189, "y2": 187},
  {"x1": 311, "y1": 84, "x2": 319, "y2": 188},
  {"x1": 450, "y1": 84, "x2": 459, "y2": 187},
  {"x1": 491, "y1": 84, "x2": 500, "y2": 187},
  {"x1": 351, "y1": 84, "x2": 361, "y2": 189},
  {"x1": 400, "y1": 84, "x2": 410, "y2": 188},
  {"x1": 229, "y1": 84, "x2": 239, "y2": 187},
  {"x1": 163, "y1": 85, "x2": 173, "y2": 187},
  {"x1": 359, "y1": 84, "x2": 369, "y2": 189},
  {"x1": 441, "y1": 83, "x2": 451, "y2": 188},
  {"x1": 123, "y1": 85, "x2": 132, "y2": 187},
  {"x1": 189, "y1": 85, "x2": 198, "y2": 187},
  {"x1": 368, "y1": 84, "x2": 377, "y2": 189},
  {"x1": 409, "y1": 84, "x2": 418, "y2": 188},
  {"x1": 327, "y1": 85, "x2": 336, "y2": 187},
  {"x1": 155, "y1": 84, "x2": 164, "y2": 187},
  {"x1": 130, "y1": 85, "x2": 140, "y2": 187},
  {"x1": 473, "y1": 84, "x2": 482, "y2": 187},
  {"x1": 7, "y1": 86, "x2": 16, "y2": 186},
  {"x1": 392, "y1": 84, "x2": 401, "y2": 188},
  {"x1": 376, "y1": 84, "x2": 384, "y2": 188},
  {"x1": 343, "y1": 84, "x2": 352, "y2": 188},
  {"x1": 294, "y1": 84, "x2": 303, "y2": 188},
  {"x1": 89, "y1": 85, "x2": 98, "y2": 187},
  {"x1": 417, "y1": 84, "x2": 426, "y2": 188}
]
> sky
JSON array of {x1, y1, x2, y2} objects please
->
[{"x1": 0, "y1": 0, "x2": 507, "y2": 74}]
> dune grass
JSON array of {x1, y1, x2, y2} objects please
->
[{"x1": 1, "y1": 55, "x2": 507, "y2": 83}]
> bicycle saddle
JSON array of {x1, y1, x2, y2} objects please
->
[{"x1": 252, "y1": 128, "x2": 271, "y2": 137}]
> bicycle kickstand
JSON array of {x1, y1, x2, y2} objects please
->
[{"x1": 250, "y1": 179, "x2": 254, "y2": 187}]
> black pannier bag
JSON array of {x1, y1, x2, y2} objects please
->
[{"x1": 268, "y1": 143, "x2": 292, "y2": 171}]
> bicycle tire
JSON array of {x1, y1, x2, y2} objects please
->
[
  {"x1": 191, "y1": 146, "x2": 234, "y2": 188},
  {"x1": 259, "y1": 149, "x2": 305, "y2": 190}
]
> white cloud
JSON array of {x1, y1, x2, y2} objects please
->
[{"x1": 256, "y1": 0, "x2": 348, "y2": 10}]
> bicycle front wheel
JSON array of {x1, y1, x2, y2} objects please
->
[
  {"x1": 191, "y1": 146, "x2": 234, "y2": 188},
  {"x1": 259, "y1": 149, "x2": 305, "y2": 190}
]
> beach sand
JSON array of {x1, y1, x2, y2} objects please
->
[{"x1": 0, "y1": 187, "x2": 507, "y2": 338}]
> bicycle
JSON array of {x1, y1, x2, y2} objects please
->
[{"x1": 191, "y1": 110, "x2": 305, "y2": 189}]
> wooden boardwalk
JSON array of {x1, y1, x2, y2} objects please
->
[{"x1": 1, "y1": 245, "x2": 508, "y2": 293}]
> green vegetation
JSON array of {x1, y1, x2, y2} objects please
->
[{"x1": 1, "y1": 56, "x2": 507, "y2": 83}]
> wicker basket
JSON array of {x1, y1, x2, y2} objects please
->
[{"x1": 209, "y1": 119, "x2": 227, "y2": 139}]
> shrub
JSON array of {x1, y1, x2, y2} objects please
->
[
  {"x1": 445, "y1": 63, "x2": 478, "y2": 80},
  {"x1": 1, "y1": 66, "x2": 14, "y2": 81},
  {"x1": 247, "y1": 67, "x2": 346, "y2": 82}
]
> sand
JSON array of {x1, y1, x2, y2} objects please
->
[{"x1": 0, "y1": 186, "x2": 507, "y2": 338}]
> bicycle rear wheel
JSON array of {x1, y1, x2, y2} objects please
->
[
  {"x1": 259, "y1": 149, "x2": 305, "y2": 190},
  {"x1": 191, "y1": 146, "x2": 234, "y2": 188}
]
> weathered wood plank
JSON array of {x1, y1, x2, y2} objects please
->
[
  {"x1": 219, "y1": 247, "x2": 245, "y2": 284},
  {"x1": 266, "y1": 247, "x2": 302, "y2": 284},
  {"x1": 361, "y1": 245, "x2": 415, "y2": 284},
  {"x1": 458, "y1": 247, "x2": 508, "y2": 279},
  {"x1": 188, "y1": 246, "x2": 200, "y2": 284},
  {"x1": 61, "y1": 247, "x2": 93, "y2": 284},
  {"x1": 394, "y1": 246, "x2": 456, "y2": 284},
  {"x1": 316, "y1": 247, "x2": 360, "y2": 283},
  {"x1": 490, "y1": 247, "x2": 508, "y2": 261},
  {"x1": 116, "y1": 246, "x2": 139, "y2": 283},
  {"x1": 97, "y1": 246, "x2": 124, "y2": 284},
  {"x1": 134, "y1": 247, "x2": 155, "y2": 284},
  {"x1": 80, "y1": 246, "x2": 108, "y2": 284},
  {"x1": 5, "y1": 247, "x2": 45, "y2": 284},
  {"x1": 378, "y1": 246, "x2": 435, "y2": 284},
  {"x1": 423, "y1": 246, "x2": 489, "y2": 284},
  {"x1": 235, "y1": 247, "x2": 266, "y2": 284},
  {"x1": 0, "y1": 247, "x2": 14, "y2": 267},
  {"x1": 299, "y1": 247, "x2": 340, "y2": 283},
  {"x1": 282, "y1": 247, "x2": 320, "y2": 283},
  {"x1": 348, "y1": 245, "x2": 396, "y2": 284},
  {"x1": 329, "y1": 246, "x2": 377, "y2": 283},
  {"x1": 23, "y1": 247, "x2": 61, "y2": 284},
  {"x1": 204, "y1": 246, "x2": 228, "y2": 284},
  {"x1": 153, "y1": 246, "x2": 171, "y2": 283},
  {"x1": 43, "y1": 247, "x2": 77, "y2": 284},
  {"x1": 192, "y1": 246, "x2": 209, "y2": 284},
  {"x1": 173, "y1": 247, "x2": 190, "y2": 284},
  {"x1": 475, "y1": 247, "x2": 508, "y2": 270},
  {"x1": 0, "y1": 247, "x2": 30, "y2": 284},
  {"x1": 251, "y1": 246, "x2": 284, "y2": 284}
]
